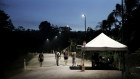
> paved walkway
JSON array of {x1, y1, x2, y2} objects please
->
[{"x1": 9, "y1": 54, "x2": 122, "y2": 79}]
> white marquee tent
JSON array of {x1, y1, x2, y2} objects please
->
[{"x1": 82, "y1": 33, "x2": 128, "y2": 51}]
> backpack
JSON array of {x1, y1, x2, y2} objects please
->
[{"x1": 39, "y1": 54, "x2": 43, "y2": 59}]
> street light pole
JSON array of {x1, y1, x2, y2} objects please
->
[
  {"x1": 82, "y1": 14, "x2": 86, "y2": 72},
  {"x1": 121, "y1": 1, "x2": 125, "y2": 79},
  {"x1": 122, "y1": 0, "x2": 124, "y2": 43},
  {"x1": 85, "y1": 15, "x2": 86, "y2": 34},
  {"x1": 82, "y1": 14, "x2": 87, "y2": 35}
]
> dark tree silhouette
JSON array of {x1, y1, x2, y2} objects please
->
[
  {"x1": 39, "y1": 21, "x2": 53, "y2": 40},
  {"x1": 123, "y1": 3, "x2": 140, "y2": 51},
  {"x1": 39, "y1": 21, "x2": 51, "y2": 32},
  {"x1": 0, "y1": 10, "x2": 14, "y2": 31},
  {"x1": 16, "y1": 26, "x2": 25, "y2": 31}
]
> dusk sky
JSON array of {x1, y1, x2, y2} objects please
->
[{"x1": 0, "y1": 0, "x2": 121, "y2": 31}]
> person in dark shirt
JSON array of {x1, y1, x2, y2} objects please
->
[
  {"x1": 64, "y1": 49, "x2": 69, "y2": 65},
  {"x1": 38, "y1": 53, "x2": 44, "y2": 67}
]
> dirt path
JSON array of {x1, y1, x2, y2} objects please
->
[{"x1": 9, "y1": 54, "x2": 122, "y2": 79}]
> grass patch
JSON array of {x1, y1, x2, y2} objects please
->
[{"x1": 4, "y1": 53, "x2": 36, "y2": 79}]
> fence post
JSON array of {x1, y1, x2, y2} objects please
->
[
  {"x1": 24, "y1": 58, "x2": 26, "y2": 70},
  {"x1": 119, "y1": 58, "x2": 120, "y2": 70}
]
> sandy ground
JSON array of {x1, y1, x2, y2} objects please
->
[{"x1": 9, "y1": 54, "x2": 122, "y2": 79}]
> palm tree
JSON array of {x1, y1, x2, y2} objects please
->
[
  {"x1": 107, "y1": 4, "x2": 122, "y2": 30},
  {"x1": 98, "y1": 4, "x2": 122, "y2": 32}
]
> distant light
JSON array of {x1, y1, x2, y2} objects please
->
[
  {"x1": 66, "y1": 25, "x2": 69, "y2": 27},
  {"x1": 46, "y1": 38, "x2": 49, "y2": 42},
  {"x1": 55, "y1": 36, "x2": 58, "y2": 39},
  {"x1": 82, "y1": 14, "x2": 85, "y2": 17},
  {"x1": 59, "y1": 31, "x2": 61, "y2": 34}
]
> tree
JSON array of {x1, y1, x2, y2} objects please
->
[
  {"x1": 125, "y1": 0, "x2": 139, "y2": 15},
  {"x1": 59, "y1": 26, "x2": 72, "y2": 33},
  {"x1": 39, "y1": 21, "x2": 52, "y2": 39},
  {"x1": 0, "y1": 10, "x2": 14, "y2": 31},
  {"x1": 16, "y1": 26, "x2": 25, "y2": 31},
  {"x1": 97, "y1": 4, "x2": 122, "y2": 32},
  {"x1": 123, "y1": 2, "x2": 140, "y2": 51},
  {"x1": 39, "y1": 21, "x2": 51, "y2": 32}
]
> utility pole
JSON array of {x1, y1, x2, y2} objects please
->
[
  {"x1": 121, "y1": 1, "x2": 125, "y2": 79},
  {"x1": 122, "y1": 0, "x2": 124, "y2": 43}
]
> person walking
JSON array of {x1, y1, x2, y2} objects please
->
[
  {"x1": 38, "y1": 52, "x2": 44, "y2": 67},
  {"x1": 55, "y1": 51, "x2": 61, "y2": 66},
  {"x1": 64, "y1": 49, "x2": 69, "y2": 65},
  {"x1": 72, "y1": 51, "x2": 76, "y2": 66}
]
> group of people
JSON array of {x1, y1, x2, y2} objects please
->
[
  {"x1": 92, "y1": 53, "x2": 114, "y2": 69},
  {"x1": 54, "y1": 49, "x2": 77, "y2": 66},
  {"x1": 38, "y1": 49, "x2": 77, "y2": 67}
]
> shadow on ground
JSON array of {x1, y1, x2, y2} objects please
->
[
  {"x1": 69, "y1": 66, "x2": 92, "y2": 70},
  {"x1": 69, "y1": 66, "x2": 118, "y2": 70}
]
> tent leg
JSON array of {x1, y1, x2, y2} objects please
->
[{"x1": 119, "y1": 58, "x2": 120, "y2": 70}]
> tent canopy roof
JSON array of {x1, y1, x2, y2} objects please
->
[{"x1": 82, "y1": 33, "x2": 128, "y2": 51}]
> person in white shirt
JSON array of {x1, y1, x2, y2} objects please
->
[{"x1": 55, "y1": 51, "x2": 61, "y2": 66}]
